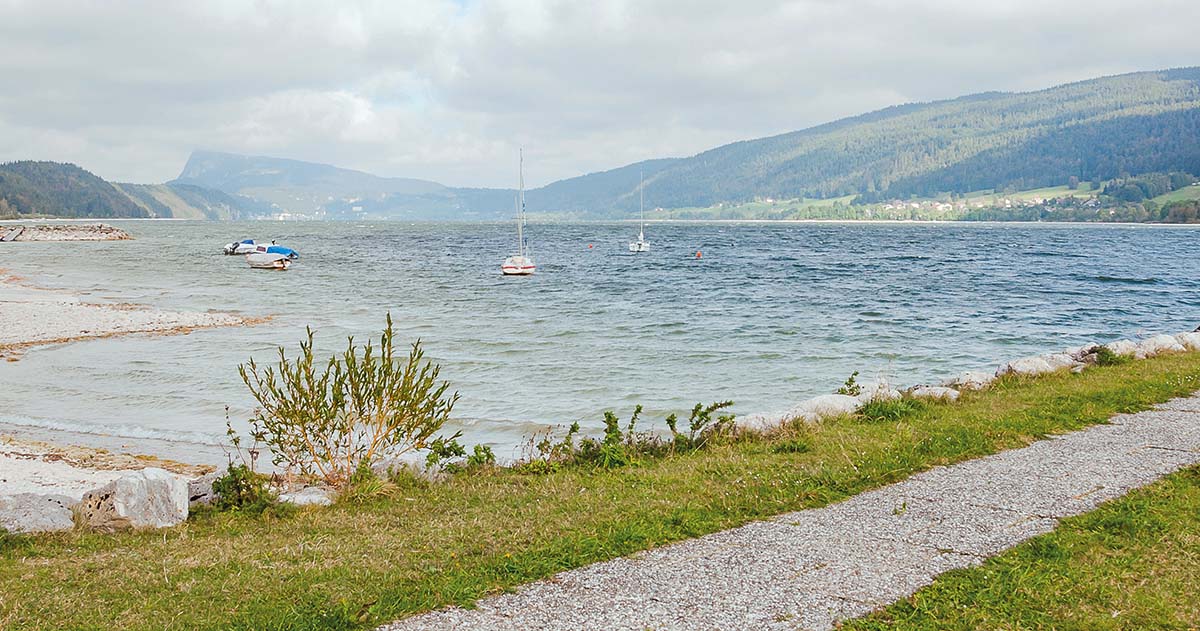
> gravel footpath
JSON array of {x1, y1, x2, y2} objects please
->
[{"x1": 381, "y1": 396, "x2": 1200, "y2": 631}]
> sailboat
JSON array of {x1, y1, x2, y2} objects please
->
[
  {"x1": 502, "y1": 149, "x2": 536, "y2": 276},
  {"x1": 629, "y1": 171, "x2": 650, "y2": 252}
]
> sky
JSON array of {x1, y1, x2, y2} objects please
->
[{"x1": 1, "y1": 0, "x2": 1198, "y2": 188}]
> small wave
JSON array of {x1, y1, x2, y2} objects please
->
[
  {"x1": 0, "y1": 415, "x2": 222, "y2": 446},
  {"x1": 1087, "y1": 275, "x2": 1161, "y2": 285}
]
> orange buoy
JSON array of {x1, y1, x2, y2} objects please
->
[
  {"x1": 696, "y1": 250, "x2": 702, "y2": 259},
  {"x1": 588, "y1": 244, "x2": 593, "y2": 249}
]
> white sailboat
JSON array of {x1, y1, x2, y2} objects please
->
[
  {"x1": 502, "y1": 149, "x2": 536, "y2": 276},
  {"x1": 629, "y1": 171, "x2": 650, "y2": 252}
]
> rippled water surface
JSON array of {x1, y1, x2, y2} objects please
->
[{"x1": 2, "y1": 220, "x2": 1197, "y2": 460}]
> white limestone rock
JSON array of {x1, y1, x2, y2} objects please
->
[
  {"x1": 1105, "y1": 339, "x2": 1139, "y2": 357},
  {"x1": 908, "y1": 386, "x2": 960, "y2": 402},
  {"x1": 786, "y1": 394, "x2": 862, "y2": 423},
  {"x1": 0, "y1": 493, "x2": 76, "y2": 534},
  {"x1": 1042, "y1": 353, "x2": 1080, "y2": 371},
  {"x1": 735, "y1": 412, "x2": 788, "y2": 433},
  {"x1": 279, "y1": 486, "x2": 334, "y2": 507},
  {"x1": 942, "y1": 370, "x2": 994, "y2": 390},
  {"x1": 1174, "y1": 332, "x2": 1200, "y2": 351},
  {"x1": 997, "y1": 356, "x2": 1055, "y2": 377},
  {"x1": 854, "y1": 380, "x2": 902, "y2": 404},
  {"x1": 1064, "y1": 344, "x2": 1101, "y2": 362},
  {"x1": 187, "y1": 468, "x2": 225, "y2": 506},
  {"x1": 1135, "y1": 334, "x2": 1186, "y2": 359},
  {"x1": 78, "y1": 468, "x2": 188, "y2": 530}
]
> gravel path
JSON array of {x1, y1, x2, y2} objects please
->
[{"x1": 381, "y1": 396, "x2": 1200, "y2": 631}]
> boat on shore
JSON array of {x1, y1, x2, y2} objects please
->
[{"x1": 502, "y1": 149, "x2": 536, "y2": 276}]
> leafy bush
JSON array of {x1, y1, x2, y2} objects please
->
[
  {"x1": 518, "y1": 401, "x2": 735, "y2": 472},
  {"x1": 239, "y1": 314, "x2": 459, "y2": 488},
  {"x1": 1095, "y1": 346, "x2": 1128, "y2": 366},
  {"x1": 836, "y1": 371, "x2": 862, "y2": 396},
  {"x1": 424, "y1": 436, "x2": 496, "y2": 474},
  {"x1": 211, "y1": 464, "x2": 277, "y2": 514},
  {"x1": 857, "y1": 398, "x2": 925, "y2": 423}
]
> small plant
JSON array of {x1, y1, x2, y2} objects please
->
[
  {"x1": 1094, "y1": 346, "x2": 1128, "y2": 366},
  {"x1": 424, "y1": 435, "x2": 496, "y2": 474},
  {"x1": 211, "y1": 464, "x2": 276, "y2": 514},
  {"x1": 837, "y1": 371, "x2": 862, "y2": 396},
  {"x1": 666, "y1": 400, "x2": 736, "y2": 450},
  {"x1": 466, "y1": 444, "x2": 496, "y2": 468},
  {"x1": 239, "y1": 314, "x2": 460, "y2": 489},
  {"x1": 857, "y1": 397, "x2": 925, "y2": 423},
  {"x1": 771, "y1": 438, "x2": 812, "y2": 454},
  {"x1": 340, "y1": 463, "x2": 396, "y2": 505}
]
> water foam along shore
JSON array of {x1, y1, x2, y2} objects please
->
[
  {"x1": 0, "y1": 223, "x2": 132, "y2": 241},
  {"x1": 0, "y1": 271, "x2": 260, "y2": 360}
]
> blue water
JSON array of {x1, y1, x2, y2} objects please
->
[{"x1": 1, "y1": 220, "x2": 1197, "y2": 461}]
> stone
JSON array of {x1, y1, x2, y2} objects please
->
[
  {"x1": 1042, "y1": 353, "x2": 1079, "y2": 371},
  {"x1": 187, "y1": 468, "x2": 225, "y2": 506},
  {"x1": 787, "y1": 394, "x2": 862, "y2": 423},
  {"x1": 79, "y1": 468, "x2": 188, "y2": 530},
  {"x1": 1135, "y1": 334, "x2": 1186, "y2": 359},
  {"x1": 942, "y1": 370, "x2": 994, "y2": 390},
  {"x1": 1105, "y1": 339, "x2": 1139, "y2": 357},
  {"x1": 997, "y1": 356, "x2": 1054, "y2": 377},
  {"x1": 0, "y1": 493, "x2": 76, "y2": 534},
  {"x1": 1064, "y1": 344, "x2": 1101, "y2": 362},
  {"x1": 908, "y1": 386, "x2": 960, "y2": 402},
  {"x1": 1174, "y1": 332, "x2": 1200, "y2": 351},
  {"x1": 279, "y1": 486, "x2": 334, "y2": 506},
  {"x1": 855, "y1": 380, "x2": 902, "y2": 404}
]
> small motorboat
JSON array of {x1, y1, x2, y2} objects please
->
[
  {"x1": 252, "y1": 244, "x2": 299, "y2": 260},
  {"x1": 223, "y1": 239, "x2": 260, "y2": 255},
  {"x1": 246, "y1": 252, "x2": 292, "y2": 270}
]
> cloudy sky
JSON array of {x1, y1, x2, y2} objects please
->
[{"x1": 1, "y1": 0, "x2": 1198, "y2": 187}]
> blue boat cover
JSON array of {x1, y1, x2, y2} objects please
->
[
  {"x1": 266, "y1": 245, "x2": 299, "y2": 258},
  {"x1": 240, "y1": 239, "x2": 255, "y2": 244}
]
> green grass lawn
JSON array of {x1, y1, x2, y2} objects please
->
[
  {"x1": 3, "y1": 353, "x2": 1200, "y2": 630},
  {"x1": 845, "y1": 464, "x2": 1200, "y2": 630},
  {"x1": 1152, "y1": 184, "x2": 1200, "y2": 204}
]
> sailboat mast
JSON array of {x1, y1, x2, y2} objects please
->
[
  {"x1": 639, "y1": 170, "x2": 645, "y2": 234},
  {"x1": 517, "y1": 148, "x2": 525, "y2": 257}
]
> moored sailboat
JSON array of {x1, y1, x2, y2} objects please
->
[
  {"x1": 502, "y1": 149, "x2": 536, "y2": 276},
  {"x1": 629, "y1": 171, "x2": 649, "y2": 252}
]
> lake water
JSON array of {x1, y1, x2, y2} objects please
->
[{"x1": 1, "y1": 220, "x2": 1197, "y2": 463}]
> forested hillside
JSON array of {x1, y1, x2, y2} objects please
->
[{"x1": 0, "y1": 161, "x2": 148, "y2": 218}]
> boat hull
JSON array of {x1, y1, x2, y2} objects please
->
[
  {"x1": 628, "y1": 241, "x2": 650, "y2": 252},
  {"x1": 246, "y1": 252, "x2": 292, "y2": 270},
  {"x1": 501, "y1": 255, "x2": 535, "y2": 275}
]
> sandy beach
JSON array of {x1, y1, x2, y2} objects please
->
[{"x1": 0, "y1": 270, "x2": 260, "y2": 360}]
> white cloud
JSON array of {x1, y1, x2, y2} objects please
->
[{"x1": 0, "y1": 0, "x2": 1197, "y2": 187}]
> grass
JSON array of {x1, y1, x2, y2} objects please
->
[
  {"x1": 844, "y1": 464, "x2": 1200, "y2": 630},
  {"x1": 1152, "y1": 184, "x2": 1200, "y2": 204},
  {"x1": 3, "y1": 352, "x2": 1200, "y2": 630}
]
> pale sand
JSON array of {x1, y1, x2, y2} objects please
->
[
  {"x1": 0, "y1": 271, "x2": 261, "y2": 359},
  {"x1": 0, "y1": 436, "x2": 213, "y2": 500}
]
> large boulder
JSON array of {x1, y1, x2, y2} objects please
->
[
  {"x1": 1064, "y1": 343, "x2": 1101, "y2": 362},
  {"x1": 854, "y1": 380, "x2": 902, "y2": 404},
  {"x1": 1042, "y1": 353, "x2": 1080, "y2": 371},
  {"x1": 187, "y1": 468, "x2": 225, "y2": 506},
  {"x1": 908, "y1": 386, "x2": 960, "y2": 402},
  {"x1": 1174, "y1": 332, "x2": 1200, "y2": 351},
  {"x1": 78, "y1": 468, "x2": 188, "y2": 530},
  {"x1": 997, "y1": 356, "x2": 1055, "y2": 377},
  {"x1": 279, "y1": 486, "x2": 334, "y2": 507},
  {"x1": 787, "y1": 394, "x2": 861, "y2": 423},
  {"x1": 0, "y1": 493, "x2": 76, "y2": 534},
  {"x1": 1136, "y1": 334, "x2": 1187, "y2": 359},
  {"x1": 1105, "y1": 339, "x2": 1139, "y2": 357},
  {"x1": 942, "y1": 370, "x2": 994, "y2": 390}
]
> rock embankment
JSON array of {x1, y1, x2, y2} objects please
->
[
  {"x1": 0, "y1": 223, "x2": 132, "y2": 242},
  {"x1": 738, "y1": 329, "x2": 1200, "y2": 432}
]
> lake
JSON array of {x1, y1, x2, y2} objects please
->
[{"x1": 1, "y1": 220, "x2": 1197, "y2": 462}]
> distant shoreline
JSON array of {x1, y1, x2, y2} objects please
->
[{"x1": 6, "y1": 217, "x2": 1200, "y2": 228}]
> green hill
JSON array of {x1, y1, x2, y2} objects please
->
[{"x1": 0, "y1": 161, "x2": 148, "y2": 218}]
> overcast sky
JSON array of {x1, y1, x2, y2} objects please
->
[{"x1": 1, "y1": 0, "x2": 1198, "y2": 188}]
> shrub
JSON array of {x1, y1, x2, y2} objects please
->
[
  {"x1": 666, "y1": 401, "x2": 735, "y2": 450},
  {"x1": 211, "y1": 464, "x2": 277, "y2": 514},
  {"x1": 836, "y1": 371, "x2": 862, "y2": 396},
  {"x1": 1095, "y1": 346, "x2": 1128, "y2": 366},
  {"x1": 857, "y1": 398, "x2": 925, "y2": 423},
  {"x1": 239, "y1": 314, "x2": 460, "y2": 488},
  {"x1": 425, "y1": 436, "x2": 496, "y2": 474}
]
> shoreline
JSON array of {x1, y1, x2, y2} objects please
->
[{"x1": 0, "y1": 270, "x2": 266, "y2": 361}]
